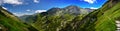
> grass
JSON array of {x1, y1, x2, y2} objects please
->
[
  {"x1": 94, "y1": 1, "x2": 120, "y2": 31},
  {"x1": 0, "y1": 14, "x2": 29, "y2": 31}
]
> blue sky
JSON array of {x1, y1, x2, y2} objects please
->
[{"x1": 0, "y1": 0, "x2": 107, "y2": 16}]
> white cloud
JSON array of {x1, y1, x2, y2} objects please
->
[
  {"x1": 34, "y1": 0, "x2": 39, "y2": 3},
  {"x1": 13, "y1": 10, "x2": 47, "y2": 16},
  {"x1": 0, "y1": 0, "x2": 23, "y2": 5},
  {"x1": 35, "y1": 10, "x2": 47, "y2": 13},
  {"x1": 2, "y1": 7, "x2": 7, "y2": 10},
  {"x1": 83, "y1": 0, "x2": 96, "y2": 4},
  {"x1": 26, "y1": 9, "x2": 31, "y2": 12},
  {"x1": 90, "y1": 7, "x2": 98, "y2": 9}
]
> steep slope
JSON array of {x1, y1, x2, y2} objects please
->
[
  {"x1": 0, "y1": 6, "x2": 37, "y2": 31},
  {"x1": 60, "y1": 0, "x2": 120, "y2": 31}
]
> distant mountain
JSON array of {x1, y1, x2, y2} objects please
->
[
  {"x1": 19, "y1": 15, "x2": 37, "y2": 23},
  {"x1": 84, "y1": 8, "x2": 94, "y2": 12},
  {"x1": 20, "y1": 5, "x2": 94, "y2": 23},
  {"x1": 0, "y1": 6, "x2": 37, "y2": 31},
  {"x1": 46, "y1": 5, "x2": 94, "y2": 16},
  {"x1": 19, "y1": 5, "x2": 95, "y2": 31}
]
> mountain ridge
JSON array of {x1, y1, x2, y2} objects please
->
[{"x1": 19, "y1": 5, "x2": 94, "y2": 23}]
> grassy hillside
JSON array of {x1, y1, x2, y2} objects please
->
[
  {"x1": 60, "y1": 0, "x2": 120, "y2": 31},
  {"x1": 1, "y1": 0, "x2": 120, "y2": 31},
  {"x1": 0, "y1": 6, "x2": 37, "y2": 31}
]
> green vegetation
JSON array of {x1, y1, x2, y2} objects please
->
[
  {"x1": 0, "y1": 6, "x2": 37, "y2": 31},
  {"x1": 1, "y1": 0, "x2": 120, "y2": 31},
  {"x1": 60, "y1": 0, "x2": 120, "y2": 31},
  {"x1": 32, "y1": 14, "x2": 76, "y2": 31}
]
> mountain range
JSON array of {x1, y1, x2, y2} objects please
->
[
  {"x1": 19, "y1": 5, "x2": 94, "y2": 23},
  {"x1": 0, "y1": 0, "x2": 120, "y2": 31}
]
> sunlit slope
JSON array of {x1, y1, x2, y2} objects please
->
[
  {"x1": 61, "y1": 0, "x2": 120, "y2": 31},
  {"x1": 0, "y1": 6, "x2": 38, "y2": 31},
  {"x1": 95, "y1": 0, "x2": 120, "y2": 31}
]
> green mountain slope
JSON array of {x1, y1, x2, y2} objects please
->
[
  {"x1": 60, "y1": 0, "x2": 120, "y2": 31},
  {"x1": 29, "y1": 0, "x2": 120, "y2": 31},
  {"x1": 2, "y1": 0, "x2": 119, "y2": 31},
  {"x1": 20, "y1": 5, "x2": 94, "y2": 24},
  {"x1": 0, "y1": 6, "x2": 37, "y2": 31},
  {"x1": 30, "y1": 5, "x2": 91, "y2": 31}
]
